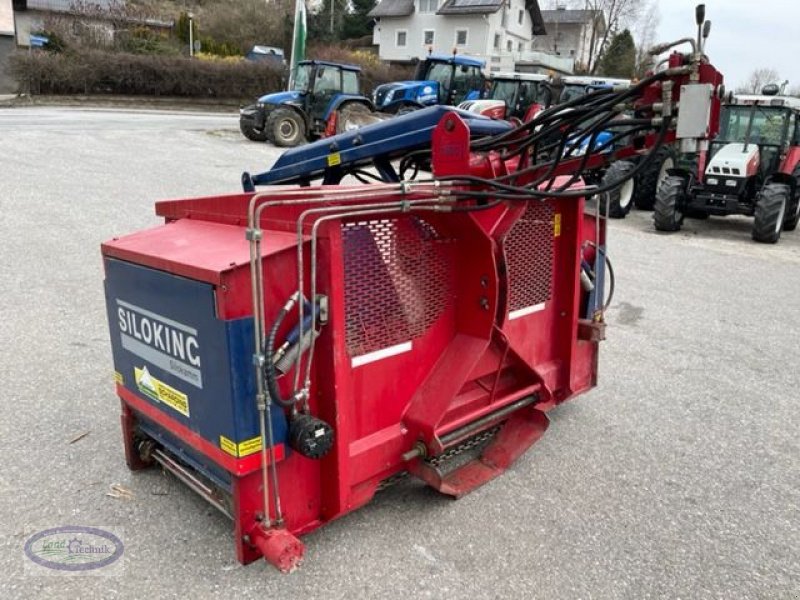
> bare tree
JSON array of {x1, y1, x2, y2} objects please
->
[
  {"x1": 632, "y1": 0, "x2": 659, "y2": 77},
  {"x1": 736, "y1": 68, "x2": 781, "y2": 94},
  {"x1": 544, "y1": 0, "x2": 649, "y2": 74}
]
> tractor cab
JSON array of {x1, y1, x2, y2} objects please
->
[
  {"x1": 706, "y1": 94, "x2": 800, "y2": 192},
  {"x1": 239, "y1": 60, "x2": 372, "y2": 147},
  {"x1": 372, "y1": 54, "x2": 485, "y2": 113},
  {"x1": 487, "y1": 72, "x2": 552, "y2": 119},
  {"x1": 558, "y1": 76, "x2": 631, "y2": 104},
  {"x1": 655, "y1": 87, "x2": 800, "y2": 243}
]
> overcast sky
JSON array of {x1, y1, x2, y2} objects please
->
[{"x1": 656, "y1": 0, "x2": 796, "y2": 89}]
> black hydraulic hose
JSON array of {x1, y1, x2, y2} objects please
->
[
  {"x1": 265, "y1": 300, "x2": 298, "y2": 409},
  {"x1": 477, "y1": 69, "x2": 670, "y2": 158},
  {"x1": 552, "y1": 124, "x2": 653, "y2": 193},
  {"x1": 438, "y1": 116, "x2": 673, "y2": 201},
  {"x1": 471, "y1": 87, "x2": 617, "y2": 150}
]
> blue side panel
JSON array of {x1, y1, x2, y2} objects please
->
[{"x1": 104, "y1": 259, "x2": 287, "y2": 465}]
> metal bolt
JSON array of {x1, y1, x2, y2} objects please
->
[
  {"x1": 445, "y1": 118, "x2": 455, "y2": 131},
  {"x1": 480, "y1": 297, "x2": 490, "y2": 310},
  {"x1": 480, "y1": 275, "x2": 489, "y2": 288}
]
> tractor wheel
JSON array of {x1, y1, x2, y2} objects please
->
[
  {"x1": 783, "y1": 166, "x2": 800, "y2": 231},
  {"x1": 600, "y1": 160, "x2": 636, "y2": 218},
  {"x1": 653, "y1": 175, "x2": 688, "y2": 232},
  {"x1": 266, "y1": 108, "x2": 306, "y2": 147},
  {"x1": 752, "y1": 183, "x2": 789, "y2": 243},
  {"x1": 633, "y1": 145, "x2": 678, "y2": 210},
  {"x1": 239, "y1": 117, "x2": 268, "y2": 142},
  {"x1": 336, "y1": 103, "x2": 372, "y2": 134}
]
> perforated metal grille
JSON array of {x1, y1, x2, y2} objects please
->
[
  {"x1": 341, "y1": 217, "x2": 454, "y2": 357},
  {"x1": 505, "y1": 203, "x2": 555, "y2": 312}
]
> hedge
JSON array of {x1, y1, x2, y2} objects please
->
[
  {"x1": 9, "y1": 50, "x2": 284, "y2": 98},
  {"x1": 10, "y1": 50, "x2": 414, "y2": 99}
]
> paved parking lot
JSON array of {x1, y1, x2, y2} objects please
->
[{"x1": 1, "y1": 107, "x2": 798, "y2": 599}]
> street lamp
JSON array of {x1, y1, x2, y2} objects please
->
[{"x1": 188, "y1": 11, "x2": 194, "y2": 57}]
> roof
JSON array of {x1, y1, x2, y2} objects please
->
[
  {"x1": 369, "y1": 0, "x2": 546, "y2": 34},
  {"x1": 301, "y1": 59, "x2": 362, "y2": 72},
  {"x1": 368, "y1": 0, "x2": 414, "y2": 17},
  {"x1": 436, "y1": 0, "x2": 545, "y2": 34},
  {"x1": 562, "y1": 76, "x2": 629, "y2": 86},
  {"x1": 0, "y1": 0, "x2": 14, "y2": 35},
  {"x1": 492, "y1": 72, "x2": 549, "y2": 82},
  {"x1": 427, "y1": 53, "x2": 485, "y2": 68},
  {"x1": 732, "y1": 95, "x2": 800, "y2": 110},
  {"x1": 540, "y1": 8, "x2": 600, "y2": 25},
  {"x1": 437, "y1": 0, "x2": 503, "y2": 15}
]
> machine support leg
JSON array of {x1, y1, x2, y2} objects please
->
[{"x1": 120, "y1": 401, "x2": 150, "y2": 471}]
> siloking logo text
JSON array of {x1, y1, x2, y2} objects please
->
[{"x1": 116, "y1": 299, "x2": 203, "y2": 388}]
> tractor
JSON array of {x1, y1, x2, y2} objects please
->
[
  {"x1": 553, "y1": 75, "x2": 699, "y2": 219},
  {"x1": 371, "y1": 54, "x2": 485, "y2": 113},
  {"x1": 239, "y1": 60, "x2": 373, "y2": 147},
  {"x1": 654, "y1": 87, "x2": 800, "y2": 243},
  {"x1": 458, "y1": 72, "x2": 552, "y2": 121}
]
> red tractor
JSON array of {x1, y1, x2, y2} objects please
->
[{"x1": 655, "y1": 86, "x2": 800, "y2": 242}]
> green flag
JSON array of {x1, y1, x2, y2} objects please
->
[{"x1": 288, "y1": 0, "x2": 307, "y2": 90}]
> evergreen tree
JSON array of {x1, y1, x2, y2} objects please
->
[
  {"x1": 342, "y1": 0, "x2": 376, "y2": 40},
  {"x1": 598, "y1": 29, "x2": 636, "y2": 79}
]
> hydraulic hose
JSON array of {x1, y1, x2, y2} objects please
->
[{"x1": 265, "y1": 294, "x2": 301, "y2": 409}]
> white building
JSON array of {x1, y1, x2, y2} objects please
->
[
  {"x1": 536, "y1": 7, "x2": 605, "y2": 72},
  {"x1": 0, "y1": 0, "x2": 15, "y2": 93},
  {"x1": 369, "y1": 0, "x2": 547, "y2": 73}
]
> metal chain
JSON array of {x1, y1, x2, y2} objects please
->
[{"x1": 375, "y1": 425, "x2": 502, "y2": 492}]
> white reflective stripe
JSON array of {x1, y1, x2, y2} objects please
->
[
  {"x1": 351, "y1": 341, "x2": 412, "y2": 368},
  {"x1": 116, "y1": 299, "x2": 197, "y2": 335},
  {"x1": 509, "y1": 303, "x2": 546, "y2": 320}
]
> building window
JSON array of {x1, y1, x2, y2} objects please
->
[
  {"x1": 423, "y1": 30, "x2": 435, "y2": 46},
  {"x1": 507, "y1": 40, "x2": 513, "y2": 52},
  {"x1": 493, "y1": 33, "x2": 501, "y2": 49},
  {"x1": 419, "y1": 0, "x2": 438, "y2": 13},
  {"x1": 455, "y1": 29, "x2": 468, "y2": 46},
  {"x1": 518, "y1": 42, "x2": 523, "y2": 52},
  {"x1": 396, "y1": 30, "x2": 407, "y2": 47},
  {"x1": 518, "y1": 9, "x2": 524, "y2": 24}
]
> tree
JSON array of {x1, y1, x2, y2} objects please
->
[
  {"x1": 632, "y1": 0, "x2": 659, "y2": 77},
  {"x1": 545, "y1": 0, "x2": 651, "y2": 74},
  {"x1": 342, "y1": 0, "x2": 376, "y2": 40},
  {"x1": 597, "y1": 29, "x2": 635, "y2": 78},
  {"x1": 199, "y1": 0, "x2": 293, "y2": 54},
  {"x1": 736, "y1": 68, "x2": 781, "y2": 94}
]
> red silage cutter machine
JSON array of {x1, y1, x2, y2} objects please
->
[{"x1": 101, "y1": 5, "x2": 722, "y2": 572}]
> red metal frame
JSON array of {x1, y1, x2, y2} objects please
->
[{"x1": 104, "y1": 59, "x2": 726, "y2": 571}]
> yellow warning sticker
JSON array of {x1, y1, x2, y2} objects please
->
[
  {"x1": 218, "y1": 435, "x2": 263, "y2": 458},
  {"x1": 327, "y1": 152, "x2": 342, "y2": 167},
  {"x1": 238, "y1": 436, "x2": 263, "y2": 457},
  {"x1": 554, "y1": 213, "x2": 562, "y2": 237},
  {"x1": 134, "y1": 366, "x2": 190, "y2": 417},
  {"x1": 220, "y1": 435, "x2": 237, "y2": 457},
  {"x1": 114, "y1": 371, "x2": 124, "y2": 385}
]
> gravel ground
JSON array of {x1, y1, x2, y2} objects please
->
[{"x1": 1, "y1": 107, "x2": 798, "y2": 599}]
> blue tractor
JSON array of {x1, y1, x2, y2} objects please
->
[
  {"x1": 372, "y1": 54, "x2": 486, "y2": 114},
  {"x1": 239, "y1": 60, "x2": 373, "y2": 147}
]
